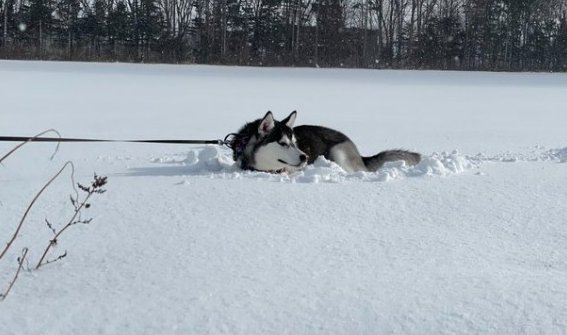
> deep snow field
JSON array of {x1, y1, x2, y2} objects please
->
[{"x1": 1, "y1": 60, "x2": 567, "y2": 334}]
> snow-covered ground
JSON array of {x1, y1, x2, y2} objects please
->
[{"x1": 1, "y1": 60, "x2": 566, "y2": 334}]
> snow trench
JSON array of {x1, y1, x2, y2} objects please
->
[{"x1": 146, "y1": 145, "x2": 566, "y2": 183}]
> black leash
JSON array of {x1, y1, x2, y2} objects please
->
[
  {"x1": 1, "y1": 131, "x2": 246, "y2": 164},
  {"x1": 0, "y1": 135, "x2": 227, "y2": 146}
]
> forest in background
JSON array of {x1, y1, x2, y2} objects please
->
[{"x1": 1, "y1": 0, "x2": 567, "y2": 71}]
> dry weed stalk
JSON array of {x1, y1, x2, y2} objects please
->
[
  {"x1": 0, "y1": 129, "x2": 61, "y2": 165},
  {"x1": 0, "y1": 248, "x2": 29, "y2": 301},
  {"x1": 35, "y1": 174, "x2": 107, "y2": 270}
]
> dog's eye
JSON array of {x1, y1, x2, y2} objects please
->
[{"x1": 279, "y1": 142, "x2": 289, "y2": 147}]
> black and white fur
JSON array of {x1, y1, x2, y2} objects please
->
[{"x1": 230, "y1": 111, "x2": 421, "y2": 173}]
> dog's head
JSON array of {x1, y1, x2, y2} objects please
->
[{"x1": 244, "y1": 111, "x2": 308, "y2": 173}]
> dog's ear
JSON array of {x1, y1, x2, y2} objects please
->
[
  {"x1": 282, "y1": 111, "x2": 297, "y2": 128},
  {"x1": 258, "y1": 111, "x2": 275, "y2": 136}
]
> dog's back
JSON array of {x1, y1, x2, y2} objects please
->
[
  {"x1": 293, "y1": 125, "x2": 349, "y2": 163},
  {"x1": 294, "y1": 125, "x2": 420, "y2": 172}
]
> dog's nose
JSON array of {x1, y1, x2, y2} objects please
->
[{"x1": 299, "y1": 154, "x2": 307, "y2": 162}]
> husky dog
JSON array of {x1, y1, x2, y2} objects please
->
[{"x1": 228, "y1": 111, "x2": 420, "y2": 173}]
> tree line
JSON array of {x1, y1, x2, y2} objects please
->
[{"x1": 1, "y1": 0, "x2": 567, "y2": 71}]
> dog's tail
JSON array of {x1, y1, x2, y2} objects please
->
[{"x1": 362, "y1": 150, "x2": 421, "y2": 171}]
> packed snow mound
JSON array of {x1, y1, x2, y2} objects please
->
[
  {"x1": 295, "y1": 150, "x2": 478, "y2": 183},
  {"x1": 551, "y1": 147, "x2": 567, "y2": 163},
  {"x1": 149, "y1": 146, "x2": 480, "y2": 183}
]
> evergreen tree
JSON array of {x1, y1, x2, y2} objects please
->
[
  {"x1": 553, "y1": 15, "x2": 567, "y2": 70},
  {"x1": 54, "y1": 0, "x2": 80, "y2": 58},
  {"x1": 416, "y1": 14, "x2": 464, "y2": 69},
  {"x1": 108, "y1": 0, "x2": 130, "y2": 59},
  {"x1": 26, "y1": 0, "x2": 55, "y2": 53},
  {"x1": 315, "y1": 0, "x2": 345, "y2": 66}
]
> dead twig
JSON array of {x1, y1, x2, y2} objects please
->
[
  {"x1": 35, "y1": 174, "x2": 107, "y2": 270},
  {"x1": 41, "y1": 250, "x2": 68, "y2": 267},
  {"x1": 0, "y1": 248, "x2": 29, "y2": 301},
  {"x1": 0, "y1": 129, "x2": 61, "y2": 165}
]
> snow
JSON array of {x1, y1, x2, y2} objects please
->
[{"x1": 1, "y1": 60, "x2": 567, "y2": 334}]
